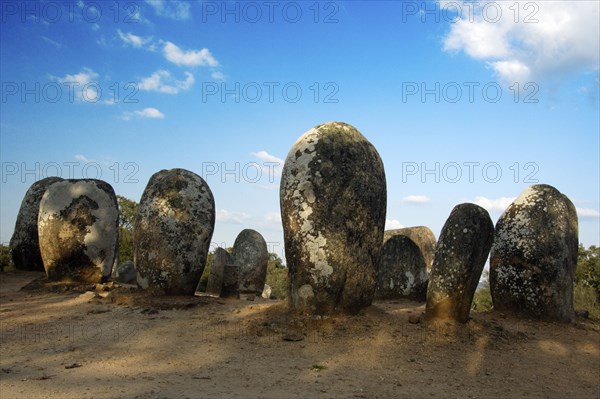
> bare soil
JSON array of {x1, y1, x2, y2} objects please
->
[{"x1": 1, "y1": 270, "x2": 599, "y2": 399}]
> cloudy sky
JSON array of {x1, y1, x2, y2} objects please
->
[{"x1": 1, "y1": 0, "x2": 599, "y2": 259}]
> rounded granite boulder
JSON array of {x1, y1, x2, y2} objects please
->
[
  {"x1": 383, "y1": 226, "x2": 437, "y2": 273},
  {"x1": 425, "y1": 203, "x2": 494, "y2": 323},
  {"x1": 376, "y1": 235, "x2": 429, "y2": 301},
  {"x1": 37, "y1": 179, "x2": 119, "y2": 283},
  {"x1": 134, "y1": 169, "x2": 215, "y2": 295},
  {"x1": 280, "y1": 122, "x2": 387, "y2": 314},
  {"x1": 10, "y1": 177, "x2": 64, "y2": 271},
  {"x1": 233, "y1": 229, "x2": 268, "y2": 295},
  {"x1": 490, "y1": 184, "x2": 578, "y2": 322}
]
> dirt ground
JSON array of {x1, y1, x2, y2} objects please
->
[{"x1": 1, "y1": 270, "x2": 598, "y2": 399}]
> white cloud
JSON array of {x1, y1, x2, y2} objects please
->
[
  {"x1": 211, "y1": 71, "x2": 226, "y2": 81},
  {"x1": 251, "y1": 150, "x2": 284, "y2": 174},
  {"x1": 385, "y1": 219, "x2": 405, "y2": 230},
  {"x1": 577, "y1": 208, "x2": 600, "y2": 220},
  {"x1": 41, "y1": 36, "x2": 62, "y2": 48},
  {"x1": 74, "y1": 154, "x2": 93, "y2": 163},
  {"x1": 440, "y1": 1, "x2": 600, "y2": 86},
  {"x1": 117, "y1": 30, "x2": 152, "y2": 48},
  {"x1": 145, "y1": 0, "x2": 191, "y2": 20},
  {"x1": 138, "y1": 70, "x2": 194, "y2": 94},
  {"x1": 121, "y1": 107, "x2": 165, "y2": 120},
  {"x1": 258, "y1": 212, "x2": 283, "y2": 230},
  {"x1": 473, "y1": 196, "x2": 516, "y2": 212},
  {"x1": 163, "y1": 41, "x2": 219, "y2": 67},
  {"x1": 216, "y1": 209, "x2": 251, "y2": 224},
  {"x1": 55, "y1": 67, "x2": 98, "y2": 86},
  {"x1": 53, "y1": 68, "x2": 114, "y2": 104},
  {"x1": 401, "y1": 195, "x2": 431, "y2": 204}
]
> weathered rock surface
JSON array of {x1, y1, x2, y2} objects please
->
[
  {"x1": 10, "y1": 177, "x2": 64, "y2": 271},
  {"x1": 222, "y1": 264, "x2": 240, "y2": 299},
  {"x1": 490, "y1": 184, "x2": 578, "y2": 322},
  {"x1": 134, "y1": 169, "x2": 215, "y2": 295},
  {"x1": 384, "y1": 226, "x2": 436, "y2": 273},
  {"x1": 280, "y1": 122, "x2": 387, "y2": 314},
  {"x1": 425, "y1": 203, "x2": 494, "y2": 323},
  {"x1": 233, "y1": 229, "x2": 268, "y2": 295},
  {"x1": 202, "y1": 247, "x2": 229, "y2": 297},
  {"x1": 376, "y1": 235, "x2": 428, "y2": 301},
  {"x1": 37, "y1": 179, "x2": 119, "y2": 283},
  {"x1": 116, "y1": 261, "x2": 136, "y2": 284}
]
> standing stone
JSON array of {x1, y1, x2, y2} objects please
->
[
  {"x1": 490, "y1": 184, "x2": 578, "y2": 322},
  {"x1": 115, "y1": 261, "x2": 136, "y2": 284},
  {"x1": 10, "y1": 177, "x2": 64, "y2": 271},
  {"x1": 375, "y1": 235, "x2": 428, "y2": 301},
  {"x1": 202, "y1": 247, "x2": 229, "y2": 297},
  {"x1": 425, "y1": 203, "x2": 494, "y2": 323},
  {"x1": 37, "y1": 179, "x2": 119, "y2": 283},
  {"x1": 222, "y1": 264, "x2": 240, "y2": 299},
  {"x1": 280, "y1": 122, "x2": 387, "y2": 314},
  {"x1": 384, "y1": 226, "x2": 437, "y2": 273},
  {"x1": 134, "y1": 169, "x2": 215, "y2": 295},
  {"x1": 233, "y1": 229, "x2": 268, "y2": 295}
]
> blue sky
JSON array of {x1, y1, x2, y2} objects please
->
[{"x1": 1, "y1": 0, "x2": 599, "y2": 260}]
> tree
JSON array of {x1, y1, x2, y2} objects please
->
[
  {"x1": 266, "y1": 252, "x2": 288, "y2": 299},
  {"x1": 0, "y1": 244, "x2": 13, "y2": 272},
  {"x1": 117, "y1": 196, "x2": 139, "y2": 262},
  {"x1": 576, "y1": 244, "x2": 600, "y2": 302}
]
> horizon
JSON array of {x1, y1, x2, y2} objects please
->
[{"x1": 1, "y1": 1, "x2": 599, "y2": 256}]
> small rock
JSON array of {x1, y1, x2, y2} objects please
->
[
  {"x1": 115, "y1": 261, "x2": 136, "y2": 285},
  {"x1": 575, "y1": 310, "x2": 590, "y2": 319},
  {"x1": 78, "y1": 292, "x2": 98, "y2": 302},
  {"x1": 408, "y1": 315, "x2": 421, "y2": 324},
  {"x1": 246, "y1": 294, "x2": 256, "y2": 301},
  {"x1": 283, "y1": 333, "x2": 304, "y2": 342},
  {"x1": 261, "y1": 284, "x2": 272, "y2": 299},
  {"x1": 65, "y1": 363, "x2": 82, "y2": 369}
]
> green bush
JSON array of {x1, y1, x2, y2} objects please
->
[
  {"x1": 0, "y1": 244, "x2": 14, "y2": 272},
  {"x1": 472, "y1": 270, "x2": 493, "y2": 312},
  {"x1": 576, "y1": 244, "x2": 599, "y2": 303},
  {"x1": 574, "y1": 283, "x2": 600, "y2": 320},
  {"x1": 197, "y1": 251, "x2": 214, "y2": 292},
  {"x1": 266, "y1": 253, "x2": 288, "y2": 299}
]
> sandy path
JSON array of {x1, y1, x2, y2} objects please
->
[{"x1": 1, "y1": 270, "x2": 598, "y2": 399}]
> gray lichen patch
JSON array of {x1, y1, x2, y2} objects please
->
[
  {"x1": 134, "y1": 169, "x2": 215, "y2": 295},
  {"x1": 490, "y1": 184, "x2": 578, "y2": 322},
  {"x1": 281, "y1": 122, "x2": 387, "y2": 315}
]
